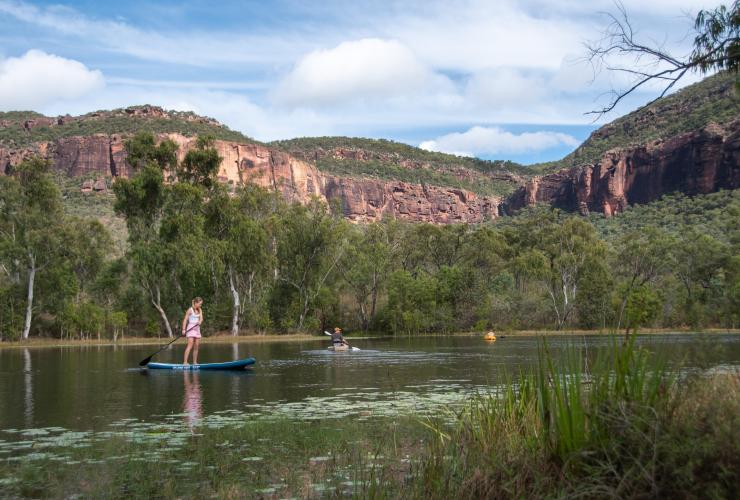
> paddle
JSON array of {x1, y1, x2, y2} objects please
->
[
  {"x1": 324, "y1": 330, "x2": 360, "y2": 351},
  {"x1": 138, "y1": 324, "x2": 197, "y2": 366}
]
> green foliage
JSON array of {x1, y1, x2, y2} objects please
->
[
  {"x1": 691, "y1": 2, "x2": 740, "y2": 76},
  {"x1": 591, "y1": 190, "x2": 740, "y2": 242},
  {"x1": 178, "y1": 135, "x2": 221, "y2": 188},
  {"x1": 124, "y1": 132, "x2": 178, "y2": 172},
  {"x1": 625, "y1": 286, "x2": 662, "y2": 332}
]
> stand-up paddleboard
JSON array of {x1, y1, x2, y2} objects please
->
[{"x1": 146, "y1": 357, "x2": 256, "y2": 370}]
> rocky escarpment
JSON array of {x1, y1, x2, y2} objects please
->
[
  {"x1": 286, "y1": 145, "x2": 523, "y2": 181},
  {"x1": 0, "y1": 134, "x2": 499, "y2": 223},
  {"x1": 504, "y1": 120, "x2": 740, "y2": 216}
]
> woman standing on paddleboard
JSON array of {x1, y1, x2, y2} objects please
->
[{"x1": 182, "y1": 297, "x2": 204, "y2": 365}]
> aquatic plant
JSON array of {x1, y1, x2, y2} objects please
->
[{"x1": 405, "y1": 337, "x2": 738, "y2": 498}]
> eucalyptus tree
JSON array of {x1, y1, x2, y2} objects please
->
[
  {"x1": 338, "y1": 221, "x2": 401, "y2": 330},
  {"x1": 204, "y1": 185, "x2": 275, "y2": 335},
  {"x1": 114, "y1": 132, "x2": 220, "y2": 337},
  {"x1": 274, "y1": 199, "x2": 348, "y2": 330},
  {"x1": 613, "y1": 227, "x2": 675, "y2": 331},
  {"x1": 0, "y1": 158, "x2": 65, "y2": 339},
  {"x1": 673, "y1": 229, "x2": 731, "y2": 326},
  {"x1": 114, "y1": 150, "x2": 173, "y2": 336}
]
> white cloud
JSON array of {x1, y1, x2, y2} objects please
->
[
  {"x1": 273, "y1": 38, "x2": 454, "y2": 108},
  {"x1": 420, "y1": 126, "x2": 580, "y2": 156},
  {"x1": 465, "y1": 68, "x2": 548, "y2": 109},
  {"x1": 387, "y1": 0, "x2": 585, "y2": 73},
  {"x1": 0, "y1": 0, "x2": 716, "y2": 157},
  {"x1": 0, "y1": 50, "x2": 103, "y2": 110},
  {"x1": 0, "y1": 0, "x2": 311, "y2": 67}
]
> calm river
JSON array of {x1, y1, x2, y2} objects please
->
[{"x1": 1, "y1": 334, "x2": 739, "y2": 433}]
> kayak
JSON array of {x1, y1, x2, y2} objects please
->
[
  {"x1": 328, "y1": 344, "x2": 349, "y2": 351},
  {"x1": 146, "y1": 357, "x2": 256, "y2": 370}
]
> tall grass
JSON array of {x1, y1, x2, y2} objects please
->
[{"x1": 405, "y1": 337, "x2": 738, "y2": 499}]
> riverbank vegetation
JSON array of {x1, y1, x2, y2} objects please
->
[
  {"x1": 1, "y1": 133, "x2": 738, "y2": 341},
  {"x1": 1, "y1": 338, "x2": 736, "y2": 498}
]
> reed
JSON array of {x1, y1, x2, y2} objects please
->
[{"x1": 404, "y1": 336, "x2": 738, "y2": 499}]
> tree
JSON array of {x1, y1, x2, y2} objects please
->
[
  {"x1": 338, "y1": 221, "x2": 400, "y2": 330},
  {"x1": 673, "y1": 230, "x2": 730, "y2": 327},
  {"x1": 115, "y1": 132, "x2": 221, "y2": 337},
  {"x1": 613, "y1": 227, "x2": 675, "y2": 332},
  {"x1": 520, "y1": 217, "x2": 607, "y2": 330},
  {"x1": 624, "y1": 286, "x2": 662, "y2": 334},
  {"x1": 0, "y1": 158, "x2": 65, "y2": 339},
  {"x1": 179, "y1": 136, "x2": 221, "y2": 189},
  {"x1": 110, "y1": 311, "x2": 128, "y2": 342},
  {"x1": 204, "y1": 185, "x2": 274, "y2": 335},
  {"x1": 587, "y1": 1, "x2": 739, "y2": 115},
  {"x1": 274, "y1": 199, "x2": 347, "y2": 330}
]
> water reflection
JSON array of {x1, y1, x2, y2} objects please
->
[
  {"x1": 182, "y1": 371, "x2": 202, "y2": 431},
  {"x1": 0, "y1": 334, "x2": 738, "y2": 431},
  {"x1": 23, "y1": 349, "x2": 32, "y2": 427}
]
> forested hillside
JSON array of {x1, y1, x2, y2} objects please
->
[
  {"x1": 1, "y1": 131, "x2": 737, "y2": 341},
  {"x1": 531, "y1": 71, "x2": 739, "y2": 173}
]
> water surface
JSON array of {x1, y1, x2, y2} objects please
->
[{"x1": 1, "y1": 333, "x2": 738, "y2": 432}]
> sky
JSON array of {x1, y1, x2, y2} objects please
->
[{"x1": 0, "y1": 0, "x2": 718, "y2": 164}]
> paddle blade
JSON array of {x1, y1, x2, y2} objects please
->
[{"x1": 138, "y1": 356, "x2": 152, "y2": 367}]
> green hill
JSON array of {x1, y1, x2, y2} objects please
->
[
  {"x1": 0, "y1": 105, "x2": 257, "y2": 148},
  {"x1": 270, "y1": 136, "x2": 528, "y2": 197},
  {"x1": 531, "y1": 71, "x2": 739, "y2": 173}
]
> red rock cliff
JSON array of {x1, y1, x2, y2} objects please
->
[
  {"x1": 504, "y1": 120, "x2": 740, "y2": 216},
  {"x1": 0, "y1": 134, "x2": 499, "y2": 224}
]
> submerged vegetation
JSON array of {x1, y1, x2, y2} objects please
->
[
  {"x1": 0, "y1": 131, "x2": 738, "y2": 341},
  {"x1": 1, "y1": 338, "x2": 736, "y2": 498}
]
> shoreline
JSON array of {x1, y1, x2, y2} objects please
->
[{"x1": 1, "y1": 328, "x2": 738, "y2": 350}]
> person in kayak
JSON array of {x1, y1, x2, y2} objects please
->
[
  {"x1": 182, "y1": 297, "x2": 204, "y2": 365},
  {"x1": 331, "y1": 327, "x2": 348, "y2": 348}
]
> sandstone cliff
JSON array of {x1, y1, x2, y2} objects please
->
[
  {"x1": 0, "y1": 134, "x2": 499, "y2": 223},
  {"x1": 504, "y1": 120, "x2": 740, "y2": 216}
]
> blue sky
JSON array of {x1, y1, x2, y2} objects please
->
[{"x1": 0, "y1": 0, "x2": 717, "y2": 164}]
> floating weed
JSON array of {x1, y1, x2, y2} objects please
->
[{"x1": 20, "y1": 428, "x2": 49, "y2": 437}]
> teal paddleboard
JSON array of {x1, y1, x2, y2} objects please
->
[{"x1": 146, "y1": 357, "x2": 255, "y2": 371}]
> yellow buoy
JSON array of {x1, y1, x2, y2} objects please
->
[{"x1": 484, "y1": 331, "x2": 497, "y2": 341}]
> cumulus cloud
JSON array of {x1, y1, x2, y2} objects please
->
[
  {"x1": 273, "y1": 38, "x2": 453, "y2": 108},
  {"x1": 419, "y1": 126, "x2": 580, "y2": 156},
  {"x1": 0, "y1": 50, "x2": 103, "y2": 110}
]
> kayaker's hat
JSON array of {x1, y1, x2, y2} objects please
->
[{"x1": 334, "y1": 327, "x2": 342, "y2": 332}]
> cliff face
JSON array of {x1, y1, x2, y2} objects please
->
[
  {"x1": 0, "y1": 134, "x2": 499, "y2": 223},
  {"x1": 2, "y1": 108, "x2": 737, "y2": 222},
  {"x1": 505, "y1": 120, "x2": 740, "y2": 216}
]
